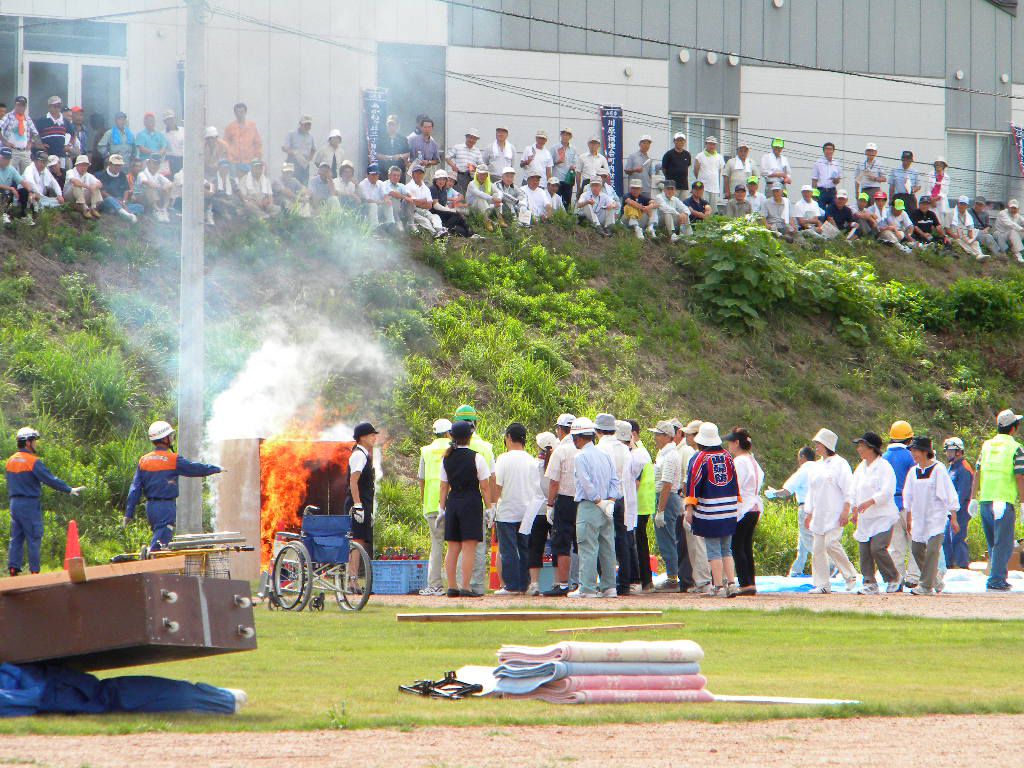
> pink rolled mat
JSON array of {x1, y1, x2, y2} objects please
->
[
  {"x1": 498, "y1": 640, "x2": 704, "y2": 665},
  {"x1": 521, "y1": 689, "x2": 715, "y2": 705},
  {"x1": 542, "y1": 674, "x2": 707, "y2": 693}
]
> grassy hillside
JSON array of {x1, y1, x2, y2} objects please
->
[{"x1": 2, "y1": 208, "x2": 1023, "y2": 571}]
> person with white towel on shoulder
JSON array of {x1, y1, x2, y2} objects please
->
[{"x1": 804, "y1": 428, "x2": 858, "y2": 594}]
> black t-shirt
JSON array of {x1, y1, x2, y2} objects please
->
[
  {"x1": 97, "y1": 169, "x2": 130, "y2": 200},
  {"x1": 910, "y1": 208, "x2": 940, "y2": 238},
  {"x1": 685, "y1": 195, "x2": 709, "y2": 214},
  {"x1": 825, "y1": 203, "x2": 854, "y2": 230},
  {"x1": 661, "y1": 149, "x2": 691, "y2": 190},
  {"x1": 625, "y1": 193, "x2": 651, "y2": 206}
]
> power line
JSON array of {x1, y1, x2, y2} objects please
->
[
  {"x1": 16, "y1": 6, "x2": 184, "y2": 31},
  {"x1": 437, "y1": 0, "x2": 1023, "y2": 103}
]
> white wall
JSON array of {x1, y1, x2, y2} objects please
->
[{"x1": 740, "y1": 66, "x2": 946, "y2": 193}]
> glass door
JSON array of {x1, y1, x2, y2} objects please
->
[
  {"x1": 26, "y1": 57, "x2": 70, "y2": 110},
  {"x1": 23, "y1": 54, "x2": 124, "y2": 124}
]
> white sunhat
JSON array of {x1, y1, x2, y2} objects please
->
[
  {"x1": 433, "y1": 169, "x2": 449, "y2": 180},
  {"x1": 684, "y1": 419, "x2": 702, "y2": 435},
  {"x1": 639, "y1": 134, "x2": 653, "y2": 143},
  {"x1": 812, "y1": 428, "x2": 839, "y2": 452},
  {"x1": 1009, "y1": 199, "x2": 1020, "y2": 208},
  {"x1": 328, "y1": 129, "x2": 342, "y2": 139},
  {"x1": 536, "y1": 431, "x2": 559, "y2": 451},
  {"x1": 556, "y1": 413, "x2": 576, "y2": 428},
  {"x1": 706, "y1": 136, "x2": 719, "y2": 144},
  {"x1": 46, "y1": 155, "x2": 60, "y2": 167},
  {"x1": 695, "y1": 422, "x2": 723, "y2": 448},
  {"x1": 865, "y1": 142, "x2": 878, "y2": 152},
  {"x1": 647, "y1": 420, "x2": 676, "y2": 436},
  {"x1": 74, "y1": 154, "x2": 90, "y2": 165},
  {"x1": 432, "y1": 418, "x2": 453, "y2": 435},
  {"x1": 588, "y1": 135, "x2": 601, "y2": 144},
  {"x1": 501, "y1": 166, "x2": 516, "y2": 175},
  {"x1": 673, "y1": 132, "x2": 687, "y2": 141},
  {"x1": 465, "y1": 128, "x2": 480, "y2": 138},
  {"x1": 800, "y1": 184, "x2": 813, "y2": 192},
  {"x1": 204, "y1": 126, "x2": 219, "y2": 138},
  {"x1": 957, "y1": 195, "x2": 970, "y2": 205},
  {"x1": 569, "y1": 416, "x2": 596, "y2": 436},
  {"x1": 614, "y1": 420, "x2": 632, "y2": 442},
  {"x1": 836, "y1": 189, "x2": 849, "y2": 199}
]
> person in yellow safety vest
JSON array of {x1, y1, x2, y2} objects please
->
[
  {"x1": 629, "y1": 420, "x2": 656, "y2": 592},
  {"x1": 452, "y1": 404, "x2": 496, "y2": 594},
  {"x1": 418, "y1": 418, "x2": 452, "y2": 596},
  {"x1": 972, "y1": 409, "x2": 1024, "y2": 591}
]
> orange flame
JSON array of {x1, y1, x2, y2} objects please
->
[{"x1": 259, "y1": 439, "x2": 354, "y2": 565}]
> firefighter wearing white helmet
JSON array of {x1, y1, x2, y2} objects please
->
[
  {"x1": 124, "y1": 421, "x2": 222, "y2": 550},
  {"x1": 6, "y1": 427, "x2": 85, "y2": 575},
  {"x1": 942, "y1": 435, "x2": 974, "y2": 569}
]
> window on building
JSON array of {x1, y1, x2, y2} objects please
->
[
  {"x1": 946, "y1": 130, "x2": 1012, "y2": 203},
  {"x1": 0, "y1": 16, "x2": 17, "y2": 106},
  {"x1": 23, "y1": 17, "x2": 126, "y2": 57},
  {"x1": 669, "y1": 114, "x2": 739, "y2": 160}
]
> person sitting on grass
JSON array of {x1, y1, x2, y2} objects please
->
[
  {"x1": 439, "y1": 420, "x2": 491, "y2": 598},
  {"x1": 903, "y1": 436, "x2": 959, "y2": 596},
  {"x1": 620, "y1": 178, "x2": 657, "y2": 240}
]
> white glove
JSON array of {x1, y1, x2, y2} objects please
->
[
  {"x1": 968, "y1": 499, "x2": 979, "y2": 518},
  {"x1": 654, "y1": 510, "x2": 666, "y2": 528},
  {"x1": 351, "y1": 503, "x2": 365, "y2": 524},
  {"x1": 600, "y1": 500, "x2": 614, "y2": 519},
  {"x1": 485, "y1": 506, "x2": 496, "y2": 526},
  {"x1": 435, "y1": 508, "x2": 445, "y2": 530},
  {"x1": 70, "y1": 486, "x2": 86, "y2": 497},
  {"x1": 545, "y1": 504, "x2": 555, "y2": 525}
]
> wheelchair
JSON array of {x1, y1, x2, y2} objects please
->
[{"x1": 270, "y1": 506, "x2": 372, "y2": 612}]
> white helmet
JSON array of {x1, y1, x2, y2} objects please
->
[
  {"x1": 569, "y1": 416, "x2": 596, "y2": 436},
  {"x1": 943, "y1": 437, "x2": 965, "y2": 452},
  {"x1": 16, "y1": 427, "x2": 40, "y2": 442},
  {"x1": 148, "y1": 421, "x2": 175, "y2": 441}
]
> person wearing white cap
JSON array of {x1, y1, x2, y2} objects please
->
[
  {"x1": 972, "y1": 409, "x2": 1024, "y2": 591},
  {"x1": 272, "y1": 161, "x2": 311, "y2": 218},
  {"x1": 824, "y1": 189, "x2": 856, "y2": 237},
  {"x1": 552, "y1": 128, "x2": 579, "y2": 210},
  {"x1": 545, "y1": 176, "x2": 566, "y2": 213},
  {"x1": 804, "y1": 428, "x2": 858, "y2": 594},
  {"x1": 406, "y1": 164, "x2": 445, "y2": 236},
  {"x1": 484, "y1": 125, "x2": 517, "y2": 182},
  {"x1": 615, "y1": 419, "x2": 642, "y2": 594},
  {"x1": 311, "y1": 128, "x2": 345, "y2": 182},
  {"x1": 494, "y1": 166, "x2": 524, "y2": 224},
  {"x1": 62, "y1": 153, "x2": 102, "y2": 219},
  {"x1": 678, "y1": 420, "x2": 712, "y2": 593},
  {"x1": 445, "y1": 129, "x2": 484, "y2": 194},
  {"x1": 358, "y1": 163, "x2": 394, "y2": 230},
  {"x1": 21, "y1": 150, "x2": 63, "y2": 217},
  {"x1": 524, "y1": 430, "x2": 559, "y2": 596},
  {"x1": 521, "y1": 169, "x2": 553, "y2": 224},
  {"x1": 223, "y1": 102, "x2": 262, "y2": 177},
  {"x1": 282, "y1": 115, "x2": 316, "y2": 185},
  {"x1": 377, "y1": 115, "x2": 410, "y2": 180},
  {"x1": 763, "y1": 182, "x2": 793, "y2": 239},
  {"x1": 625, "y1": 134, "x2": 656, "y2": 197},
  {"x1": 417, "y1": 419, "x2": 454, "y2": 595},
  {"x1": 379, "y1": 164, "x2": 412, "y2": 230},
  {"x1": 661, "y1": 132, "x2": 691, "y2": 192},
  {"x1": 693, "y1": 136, "x2": 725, "y2": 209},
  {"x1": 948, "y1": 195, "x2": 984, "y2": 260},
  {"x1": 655, "y1": 180, "x2": 690, "y2": 241},
  {"x1": 520, "y1": 130, "x2": 554, "y2": 183},
  {"x1": 791, "y1": 184, "x2": 830, "y2": 239},
  {"x1": 467, "y1": 164, "x2": 500, "y2": 226},
  {"x1": 648, "y1": 420, "x2": 682, "y2": 591},
  {"x1": 162, "y1": 110, "x2": 184, "y2": 176},
  {"x1": 96, "y1": 152, "x2": 143, "y2": 223},
  {"x1": 568, "y1": 417, "x2": 620, "y2": 598},
  {"x1": 994, "y1": 199, "x2": 1024, "y2": 262},
  {"x1": 431, "y1": 169, "x2": 473, "y2": 236},
  {"x1": 202, "y1": 126, "x2": 229, "y2": 178},
  {"x1": 543, "y1": 413, "x2": 580, "y2": 597},
  {"x1": 926, "y1": 157, "x2": 951, "y2": 226},
  {"x1": 595, "y1": 413, "x2": 631, "y2": 595},
  {"x1": 723, "y1": 142, "x2": 756, "y2": 203},
  {"x1": 575, "y1": 177, "x2": 616, "y2": 234},
  {"x1": 855, "y1": 142, "x2": 886, "y2": 200},
  {"x1": 811, "y1": 141, "x2": 842, "y2": 208},
  {"x1": 620, "y1": 178, "x2": 658, "y2": 239},
  {"x1": 307, "y1": 159, "x2": 340, "y2": 214},
  {"x1": 627, "y1": 420, "x2": 656, "y2": 592},
  {"x1": 578, "y1": 136, "x2": 610, "y2": 188}
]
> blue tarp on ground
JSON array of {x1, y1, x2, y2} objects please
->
[{"x1": 752, "y1": 569, "x2": 1024, "y2": 594}]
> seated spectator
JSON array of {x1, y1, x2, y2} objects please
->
[
  {"x1": 22, "y1": 150, "x2": 63, "y2": 219},
  {"x1": 824, "y1": 189, "x2": 855, "y2": 237},
  {"x1": 358, "y1": 164, "x2": 392, "y2": 230},
  {"x1": 62, "y1": 153, "x2": 102, "y2": 219},
  {"x1": 746, "y1": 176, "x2": 766, "y2": 214},
  {"x1": 494, "y1": 166, "x2": 524, "y2": 224},
  {"x1": 576, "y1": 178, "x2": 616, "y2": 235},
  {"x1": 969, "y1": 197, "x2": 1003, "y2": 257},
  {"x1": 211, "y1": 158, "x2": 243, "y2": 222},
  {"x1": 620, "y1": 178, "x2": 657, "y2": 239},
  {"x1": 683, "y1": 180, "x2": 712, "y2": 226},
  {"x1": 0, "y1": 147, "x2": 29, "y2": 224},
  {"x1": 97, "y1": 112, "x2": 136, "y2": 163},
  {"x1": 446, "y1": 129, "x2": 484, "y2": 194},
  {"x1": 792, "y1": 184, "x2": 833, "y2": 240},
  {"x1": 272, "y1": 162, "x2": 311, "y2": 217},
  {"x1": 865, "y1": 191, "x2": 894, "y2": 243},
  {"x1": 46, "y1": 154, "x2": 65, "y2": 191},
  {"x1": 909, "y1": 195, "x2": 944, "y2": 247},
  {"x1": 848, "y1": 192, "x2": 875, "y2": 240},
  {"x1": 137, "y1": 155, "x2": 173, "y2": 222},
  {"x1": 599, "y1": 171, "x2": 620, "y2": 211},
  {"x1": 238, "y1": 158, "x2": 279, "y2": 219},
  {"x1": 948, "y1": 195, "x2": 985, "y2": 261},
  {"x1": 406, "y1": 164, "x2": 445, "y2": 236},
  {"x1": 724, "y1": 184, "x2": 752, "y2": 219},
  {"x1": 203, "y1": 126, "x2": 229, "y2": 179},
  {"x1": 521, "y1": 170, "x2": 553, "y2": 226},
  {"x1": 466, "y1": 165, "x2": 499, "y2": 228},
  {"x1": 335, "y1": 160, "x2": 360, "y2": 210},
  {"x1": 313, "y1": 129, "x2": 346, "y2": 180},
  {"x1": 882, "y1": 198, "x2": 914, "y2": 252},
  {"x1": 547, "y1": 177, "x2": 565, "y2": 213},
  {"x1": 135, "y1": 112, "x2": 167, "y2": 166},
  {"x1": 96, "y1": 153, "x2": 143, "y2": 223},
  {"x1": 308, "y1": 160, "x2": 340, "y2": 212},
  {"x1": 763, "y1": 182, "x2": 793, "y2": 240},
  {"x1": 994, "y1": 199, "x2": 1024, "y2": 263},
  {"x1": 382, "y1": 164, "x2": 413, "y2": 232},
  {"x1": 431, "y1": 169, "x2": 471, "y2": 236},
  {"x1": 656, "y1": 180, "x2": 690, "y2": 241}
]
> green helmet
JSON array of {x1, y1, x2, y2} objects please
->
[{"x1": 453, "y1": 404, "x2": 479, "y2": 422}]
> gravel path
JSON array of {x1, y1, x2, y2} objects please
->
[
  {"x1": 7, "y1": 715, "x2": 1024, "y2": 767},
  {"x1": 372, "y1": 590, "x2": 1024, "y2": 621}
]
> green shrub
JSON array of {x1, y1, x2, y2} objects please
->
[{"x1": 945, "y1": 278, "x2": 1024, "y2": 333}]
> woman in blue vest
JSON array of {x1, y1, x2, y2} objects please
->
[{"x1": 439, "y1": 420, "x2": 492, "y2": 597}]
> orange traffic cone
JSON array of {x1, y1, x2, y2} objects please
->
[{"x1": 63, "y1": 520, "x2": 82, "y2": 570}]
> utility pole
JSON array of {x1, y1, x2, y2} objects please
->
[{"x1": 178, "y1": 0, "x2": 207, "y2": 534}]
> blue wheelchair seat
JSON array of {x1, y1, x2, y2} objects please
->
[{"x1": 300, "y1": 514, "x2": 352, "y2": 564}]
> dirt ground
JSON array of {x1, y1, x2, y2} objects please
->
[
  {"x1": 7, "y1": 714, "x2": 1024, "y2": 768},
  {"x1": 372, "y1": 590, "x2": 1024, "y2": 621}
]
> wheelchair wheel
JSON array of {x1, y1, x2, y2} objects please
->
[
  {"x1": 335, "y1": 541, "x2": 372, "y2": 612},
  {"x1": 272, "y1": 541, "x2": 313, "y2": 611}
]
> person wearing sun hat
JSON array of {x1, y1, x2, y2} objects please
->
[
  {"x1": 451, "y1": 404, "x2": 496, "y2": 595},
  {"x1": 693, "y1": 135, "x2": 725, "y2": 208},
  {"x1": 855, "y1": 141, "x2": 886, "y2": 199},
  {"x1": 62, "y1": 153, "x2": 102, "y2": 219},
  {"x1": 903, "y1": 436, "x2": 960, "y2": 595},
  {"x1": 926, "y1": 156, "x2": 951, "y2": 225},
  {"x1": 993, "y1": 199, "x2": 1024, "y2": 262},
  {"x1": 973, "y1": 409, "x2": 1024, "y2": 591},
  {"x1": 543, "y1": 413, "x2": 580, "y2": 597},
  {"x1": 849, "y1": 431, "x2": 901, "y2": 594},
  {"x1": 760, "y1": 137, "x2": 791, "y2": 190},
  {"x1": 625, "y1": 134, "x2": 656, "y2": 197},
  {"x1": 520, "y1": 129, "x2": 554, "y2": 183},
  {"x1": 445, "y1": 128, "x2": 484, "y2": 194},
  {"x1": 418, "y1": 418, "x2": 454, "y2": 596},
  {"x1": 804, "y1": 428, "x2": 858, "y2": 594},
  {"x1": 621, "y1": 178, "x2": 657, "y2": 239},
  {"x1": 948, "y1": 195, "x2": 985, "y2": 260}
]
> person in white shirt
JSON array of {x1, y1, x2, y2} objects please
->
[
  {"x1": 163, "y1": 110, "x2": 184, "y2": 176},
  {"x1": 63, "y1": 154, "x2": 102, "y2": 219},
  {"x1": 493, "y1": 423, "x2": 541, "y2": 595},
  {"x1": 493, "y1": 166, "x2": 523, "y2": 223},
  {"x1": 902, "y1": 437, "x2": 959, "y2": 595},
  {"x1": 616, "y1": 420, "x2": 642, "y2": 594},
  {"x1": 238, "y1": 158, "x2": 279, "y2": 219},
  {"x1": 22, "y1": 150, "x2": 63, "y2": 213},
  {"x1": 882, "y1": 198, "x2": 915, "y2": 252},
  {"x1": 948, "y1": 196, "x2": 984, "y2": 260},
  {"x1": 335, "y1": 161, "x2": 360, "y2": 210},
  {"x1": 380, "y1": 165, "x2": 411, "y2": 231},
  {"x1": 850, "y1": 432, "x2": 901, "y2": 594},
  {"x1": 520, "y1": 131, "x2": 554, "y2": 182},
  {"x1": 578, "y1": 136, "x2": 610, "y2": 186},
  {"x1": 547, "y1": 176, "x2": 566, "y2": 213},
  {"x1": 760, "y1": 137, "x2": 792, "y2": 190},
  {"x1": 654, "y1": 180, "x2": 690, "y2": 241},
  {"x1": 445, "y1": 129, "x2": 485, "y2": 193},
  {"x1": 791, "y1": 184, "x2": 829, "y2": 239},
  {"x1": 576, "y1": 178, "x2": 616, "y2": 233},
  {"x1": 723, "y1": 142, "x2": 756, "y2": 202},
  {"x1": 595, "y1": 413, "x2": 631, "y2": 596},
  {"x1": 765, "y1": 446, "x2": 819, "y2": 577},
  {"x1": 692, "y1": 136, "x2": 726, "y2": 208},
  {"x1": 804, "y1": 428, "x2": 858, "y2": 594},
  {"x1": 994, "y1": 199, "x2": 1024, "y2": 262},
  {"x1": 649, "y1": 420, "x2": 683, "y2": 591},
  {"x1": 466, "y1": 164, "x2": 500, "y2": 225},
  {"x1": 725, "y1": 427, "x2": 763, "y2": 596},
  {"x1": 357, "y1": 164, "x2": 393, "y2": 228},
  {"x1": 763, "y1": 183, "x2": 793, "y2": 238},
  {"x1": 521, "y1": 171, "x2": 552, "y2": 224},
  {"x1": 406, "y1": 164, "x2": 445, "y2": 236},
  {"x1": 483, "y1": 126, "x2": 516, "y2": 181},
  {"x1": 137, "y1": 155, "x2": 173, "y2": 222},
  {"x1": 855, "y1": 143, "x2": 887, "y2": 199},
  {"x1": 745, "y1": 176, "x2": 767, "y2": 215},
  {"x1": 625, "y1": 135, "x2": 657, "y2": 197}
]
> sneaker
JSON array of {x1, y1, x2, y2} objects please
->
[
  {"x1": 205, "y1": 212, "x2": 215, "y2": 226},
  {"x1": 601, "y1": 587, "x2": 618, "y2": 598},
  {"x1": 725, "y1": 583, "x2": 740, "y2": 598},
  {"x1": 542, "y1": 584, "x2": 571, "y2": 597},
  {"x1": 976, "y1": 253, "x2": 990, "y2": 262},
  {"x1": 492, "y1": 588, "x2": 514, "y2": 596},
  {"x1": 418, "y1": 585, "x2": 445, "y2": 596},
  {"x1": 567, "y1": 588, "x2": 601, "y2": 599},
  {"x1": 655, "y1": 578, "x2": 680, "y2": 592},
  {"x1": 225, "y1": 688, "x2": 248, "y2": 713},
  {"x1": 526, "y1": 582, "x2": 541, "y2": 596},
  {"x1": 699, "y1": 586, "x2": 719, "y2": 598},
  {"x1": 692, "y1": 583, "x2": 715, "y2": 595},
  {"x1": 633, "y1": 226, "x2": 644, "y2": 240},
  {"x1": 642, "y1": 583, "x2": 656, "y2": 593},
  {"x1": 645, "y1": 227, "x2": 656, "y2": 239},
  {"x1": 808, "y1": 586, "x2": 831, "y2": 594},
  {"x1": 1, "y1": 213, "x2": 10, "y2": 225},
  {"x1": 987, "y1": 585, "x2": 1012, "y2": 592},
  {"x1": 885, "y1": 583, "x2": 902, "y2": 593},
  {"x1": 629, "y1": 584, "x2": 644, "y2": 594},
  {"x1": 857, "y1": 584, "x2": 880, "y2": 595},
  {"x1": 845, "y1": 578, "x2": 858, "y2": 592},
  {"x1": 22, "y1": 214, "x2": 34, "y2": 227},
  {"x1": 1016, "y1": 253, "x2": 1023, "y2": 263},
  {"x1": 670, "y1": 233, "x2": 680, "y2": 243},
  {"x1": 909, "y1": 586, "x2": 934, "y2": 596},
  {"x1": 902, "y1": 580, "x2": 919, "y2": 590}
]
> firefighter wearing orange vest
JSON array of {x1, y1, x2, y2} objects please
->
[{"x1": 124, "y1": 421, "x2": 222, "y2": 550}]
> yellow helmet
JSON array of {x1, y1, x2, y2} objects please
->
[{"x1": 889, "y1": 420, "x2": 914, "y2": 441}]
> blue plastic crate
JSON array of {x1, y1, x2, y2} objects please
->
[{"x1": 371, "y1": 560, "x2": 429, "y2": 594}]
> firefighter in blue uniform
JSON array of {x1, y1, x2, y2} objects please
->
[
  {"x1": 5, "y1": 427, "x2": 85, "y2": 576},
  {"x1": 124, "y1": 421, "x2": 222, "y2": 550}
]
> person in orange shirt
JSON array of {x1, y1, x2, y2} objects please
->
[{"x1": 223, "y1": 102, "x2": 262, "y2": 175}]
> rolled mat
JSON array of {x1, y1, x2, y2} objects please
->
[
  {"x1": 497, "y1": 640, "x2": 704, "y2": 665},
  {"x1": 513, "y1": 688, "x2": 715, "y2": 705},
  {"x1": 543, "y1": 674, "x2": 707, "y2": 693},
  {"x1": 493, "y1": 662, "x2": 701, "y2": 695}
]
